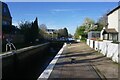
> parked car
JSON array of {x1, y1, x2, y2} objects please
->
[{"x1": 76, "y1": 39, "x2": 80, "y2": 42}]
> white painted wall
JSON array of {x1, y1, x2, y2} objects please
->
[
  {"x1": 87, "y1": 39, "x2": 118, "y2": 63},
  {"x1": 117, "y1": 9, "x2": 119, "y2": 63},
  {"x1": 87, "y1": 39, "x2": 89, "y2": 45},
  {"x1": 90, "y1": 40, "x2": 94, "y2": 48},
  {"x1": 94, "y1": 41, "x2": 97, "y2": 50},
  {"x1": 100, "y1": 29, "x2": 104, "y2": 40},
  {"x1": 108, "y1": 9, "x2": 118, "y2": 32},
  {"x1": 118, "y1": 8, "x2": 120, "y2": 42},
  {"x1": 107, "y1": 43, "x2": 118, "y2": 62},
  {"x1": 118, "y1": 44, "x2": 120, "y2": 62}
]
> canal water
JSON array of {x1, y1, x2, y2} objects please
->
[{"x1": 2, "y1": 42, "x2": 63, "y2": 80}]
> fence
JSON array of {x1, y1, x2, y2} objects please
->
[{"x1": 87, "y1": 39, "x2": 119, "y2": 63}]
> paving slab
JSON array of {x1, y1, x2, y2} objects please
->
[{"x1": 49, "y1": 43, "x2": 118, "y2": 79}]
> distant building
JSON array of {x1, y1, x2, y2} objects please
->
[
  {"x1": 88, "y1": 31, "x2": 100, "y2": 40},
  {"x1": 101, "y1": 5, "x2": 120, "y2": 42},
  {"x1": 46, "y1": 29, "x2": 58, "y2": 40},
  {"x1": 46, "y1": 29, "x2": 57, "y2": 34}
]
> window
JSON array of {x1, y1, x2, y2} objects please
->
[
  {"x1": 92, "y1": 33, "x2": 95, "y2": 38},
  {"x1": 112, "y1": 34, "x2": 118, "y2": 41},
  {"x1": 3, "y1": 7, "x2": 7, "y2": 13},
  {"x1": 2, "y1": 20, "x2": 10, "y2": 25},
  {"x1": 103, "y1": 34, "x2": 108, "y2": 40},
  {"x1": 97, "y1": 33, "x2": 100, "y2": 37}
]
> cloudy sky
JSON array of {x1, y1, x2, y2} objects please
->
[{"x1": 7, "y1": 2, "x2": 118, "y2": 35}]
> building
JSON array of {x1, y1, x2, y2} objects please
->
[
  {"x1": 46, "y1": 29, "x2": 58, "y2": 40},
  {"x1": 88, "y1": 31, "x2": 100, "y2": 40},
  {"x1": 2, "y1": 2, "x2": 12, "y2": 26},
  {"x1": 2, "y1": 2, "x2": 24, "y2": 44},
  {"x1": 101, "y1": 5, "x2": 120, "y2": 42},
  {"x1": 2, "y1": 2, "x2": 12, "y2": 34},
  {"x1": 46, "y1": 29, "x2": 57, "y2": 34},
  {"x1": 2, "y1": 2, "x2": 21, "y2": 35}
]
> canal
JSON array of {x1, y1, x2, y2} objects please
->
[{"x1": 2, "y1": 42, "x2": 64, "y2": 80}]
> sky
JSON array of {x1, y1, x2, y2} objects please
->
[{"x1": 7, "y1": 2, "x2": 118, "y2": 35}]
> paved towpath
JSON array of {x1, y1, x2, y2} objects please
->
[{"x1": 49, "y1": 43, "x2": 118, "y2": 79}]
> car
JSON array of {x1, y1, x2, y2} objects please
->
[{"x1": 76, "y1": 39, "x2": 80, "y2": 42}]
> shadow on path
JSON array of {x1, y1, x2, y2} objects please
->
[{"x1": 56, "y1": 56, "x2": 105, "y2": 66}]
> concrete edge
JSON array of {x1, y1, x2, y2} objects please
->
[
  {"x1": 37, "y1": 43, "x2": 67, "y2": 80},
  {"x1": 0, "y1": 42, "x2": 49, "y2": 58}
]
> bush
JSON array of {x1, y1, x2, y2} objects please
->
[{"x1": 112, "y1": 41, "x2": 120, "y2": 44}]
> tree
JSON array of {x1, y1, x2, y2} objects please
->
[
  {"x1": 3, "y1": 25, "x2": 19, "y2": 34},
  {"x1": 74, "y1": 17, "x2": 96, "y2": 40},
  {"x1": 57, "y1": 27, "x2": 68, "y2": 38},
  {"x1": 97, "y1": 14, "x2": 108, "y2": 31},
  {"x1": 74, "y1": 26, "x2": 87, "y2": 39},
  {"x1": 30, "y1": 17, "x2": 39, "y2": 42},
  {"x1": 39, "y1": 24, "x2": 47, "y2": 32},
  {"x1": 82, "y1": 17, "x2": 95, "y2": 32},
  {"x1": 19, "y1": 21, "x2": 32, "y2": 43},
  {"x1": 63, "y1": 28, "x2": 68, "y2": 38},
  {"x1": 19, "y1": 17, "x2": 40, "y2": 43},
  {"x1": 83, "y1": 17, "x2": 95, "y2": 25},
  {"x1": 74, "y1": 27, "x2": 79, "y2": 39},
  {"x1": 39, "y1": 24, "x2": 48, "y2": 39},
  {"x1": 57, "y1": 29, "x2": 64, "y2": 38},
  {"x1": 68, "y1": 34, "x2": 73, "y2": 38}
]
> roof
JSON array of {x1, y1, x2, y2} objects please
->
[
  {"x1": 46, "y1": 29, "x2": 57, "y2": 32},
  {"x1": 103, "y1": 28, "x2": 118, "y2": 34},
  {"x1": 2, "y1": 2, "x2": 12, "y2": 18},
  {"x1": 107, "y1": 5, "x2": 120, "y2": 16},
  {"x1": 88, "y1": 31, "x2": 101, "y2": 34}
]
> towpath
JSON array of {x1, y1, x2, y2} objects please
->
[{"x1": 48, "y1": 43, "x2": 118, "y2": 79}]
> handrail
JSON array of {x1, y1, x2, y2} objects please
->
[{"x1": 0, "y1": 42, "x2": 50, "y2": 58}]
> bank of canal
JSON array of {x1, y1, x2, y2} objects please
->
[{"x1": 2, "y1": 42, "x2": 64, "y2": 80}]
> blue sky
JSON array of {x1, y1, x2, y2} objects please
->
[{"x1": 7, "y1": 2, "x2": 118, "y2": 35}]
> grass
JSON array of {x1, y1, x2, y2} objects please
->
[
  {"x1": 111, "y1": 42, "x2": 120, "y2": 44},
  {"x1": 81, "y1": 39, "x2": 86, "y2": 43},
  {"x1": 95, "y1": 52, "x2": 102, "y2": 55}
]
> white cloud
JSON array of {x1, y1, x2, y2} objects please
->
[
  {"x1": 12, "y1": 21, "x2": 19, "y2": 26},
  {"x1": 24, "y1": 13, "x2": 40, "y2": 16},
  {"x1": 51, "y1": 9, "x2": 84, "y2": 12}
]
